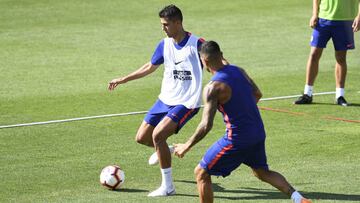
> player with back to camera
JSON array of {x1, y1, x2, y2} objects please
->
[
  {"x1": 108, "y1": 4, "x2": 207, "y2": 197},
  {"x1": 294, "y1": 0, "x2": 360, "y2": 106},
  {"x1": 174, "y1": 41, "x2": 312, "y2": 203}
]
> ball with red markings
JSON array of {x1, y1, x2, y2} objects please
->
[{"x1": 100, "y1": 165, "x2": 125, "y2": 190}]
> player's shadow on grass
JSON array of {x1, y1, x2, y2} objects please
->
[
  {"x1": 175, "y1": 180, "x2": 360, "y2": 201},
  {"x1": 347, "y1": 103, "x2": 360, "y2": 107},
  {"x1": 112, "y1": 188, "x2": 148, "y2": 193},
  {"x1": 312, "y1": 102, "x2": 360, "y2": 107}
]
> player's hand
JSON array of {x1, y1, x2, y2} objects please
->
[
  {"x1": 309, "y1": 15, "x2": 318, "y2": 28},
  {"x1": 173, "y1": 143, "x2": 190, "y2": 158},
  {"x1": 353, "y1": 16, "x2": 360, "y2": 32},
  {"x1": 108, "y1": 78, "x2": 125, "y2": 91}
]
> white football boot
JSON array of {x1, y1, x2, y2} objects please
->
[
  {"x1": 148, "y1": 186, "x2": 176, "y2": 197},
  {"x1": 148, "y1": 145, "x2": 175, "y2": 166}
]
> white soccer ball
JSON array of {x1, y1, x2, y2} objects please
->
[{"x1": 100, "y1": 165, "x2": 125, "y2": 190}]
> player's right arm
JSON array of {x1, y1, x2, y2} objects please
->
[
  {"x1": 173, "y1": 82, "x2": 219, "y2": 158},
  {"x1": 310, "y1": 0, "x2": 320, "y2": 28},
  {"x1": 108, "y1": 40, "x2": 164, "y2": 91},
  {"x1": 108, "y1": 62, "x2": 159, "y2": 91}
]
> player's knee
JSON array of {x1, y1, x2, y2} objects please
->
[
  {"x1": 135, "y1": 131, "x2": 152, "y2": 146},
  {"x1": 152, "y1": 117, "x2": 177, "y2": 147},
  {"x1": 335, "y1": 54, "x2": 346, "y2": 65},
  {"x1": 309, "y1": 53, "x2": 321, "y2": 62},
  {"x1": 309, "y1": 49, "x2": 322, "y2": 61},
  {"x1": 135, "y1": 122, "x2": 154, "y2": 146},
  {"x1": 152, "y1": 125, "x2": 173, "y2": 146},
  {"x1": 135, "y1": 134, "x2": 144, "y2": 144},
  {"x1": 194, "y1": 165, "x2": 201, "y2": 176},
  {"x1": 135, "y1": 135, "x2": 148, "y2": 146},
  {"x1": 194, "y1": 165, "x2": 208, "y2": 182},
  {"x1": 252, "y1": 168, "x2": 267, "y2": 182},
  {"x1": 152, "y1": 131, "x2": 166, "y2": 146}
]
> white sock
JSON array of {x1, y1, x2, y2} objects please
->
[
  {"x1": 336, "y1": 88, "x2": 344, "y2": 99},
  {"x1": 160, "y1": 167, "x2": 173, "y2": 189},
  {"x1": 291, "y1": 191, "x2": 303, "y2": 203},
  {"x1": 304, "y1": 85, "x2": 313, "y2": 96}
]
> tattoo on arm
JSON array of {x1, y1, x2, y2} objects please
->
[{"x1": 186, "y1": 84, "x2": 219, "y2": 149}]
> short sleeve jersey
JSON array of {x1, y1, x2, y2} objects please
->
[{"x1": 319, "y1": 0, "x2": 359, "y2": 20}]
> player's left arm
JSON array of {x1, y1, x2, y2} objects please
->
[
  {"x1": 238, "y1": 68, "x2": 262, "y2": 103},
  {"x1": 174, "y1": 83, "x2": 219, "y2": 158},
  {"x1": 353, "y1": 0, "x2": 360, "y2": 32}
]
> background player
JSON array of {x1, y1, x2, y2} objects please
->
[
  {"x1": 174, "y1": 41, "x2": 312, "y2": 203},
  {"x1": 294, "y1": 0, "x2": 360, "y2": 106},
  {"x1": 108, "y1": 5, "x2": 204, "y2": 197}
]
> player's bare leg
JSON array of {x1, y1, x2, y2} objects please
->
[
  {"x1": 152, "y1": 117, "x2": 177, "y2": 168},
  {"x1": 305, "y1": 47, "x2": 323, "y2": 86},
  {"x1": 147, "y1": 118, "x2": 175, "y2": 165},
  {"x1": 195, "y1": 165, "x2": 213, "y2": 203},
  {"x1": 148, "y1": 116, "x2": 177, "y2": 197},
  {"x1": 252, "y1": 168, "x2": 295, "y2": 195},
  {"x1": 252, "y1": 168, "x2": 312, "y2": 203},
  {"x1": 135, "y1": 121, "x2": 155, "y2": 147},
  {"x1": 295, "y1": 47, "x2": 323, "y2": 104},
  {"x1": 334, "y1": 50, "x2": 347, "y2": 88},
  {"x1": 334, "y1": 50, "x2": 348, "y2": 106}
]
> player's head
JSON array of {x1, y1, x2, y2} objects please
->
[
  {"x1": 200, "y1": 41, "x2": 223, "y2": 72},
  {"x1": 159, "y1": 5, "x2": 183, "y2": 37},
  {"x1": 159, "y1": 5, "x2": 183, "y2": 22}
]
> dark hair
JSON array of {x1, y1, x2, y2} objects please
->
[
  {"x1": 159, "y1": 4, "x2": 183, "y2": 22},
  {"x1": 200, "y1": 41, "x2": 222, "y2": 60}
]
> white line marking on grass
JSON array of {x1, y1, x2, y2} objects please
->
[
  {"x1": 0, "y1": 111, "x2": 148, "y2": 129},
  {"x1": 0, "y1": 91, "x2": 335, "y2": 129},
  {"x1": 260, "y1": 91, "x2": 335, "y2": 101}
]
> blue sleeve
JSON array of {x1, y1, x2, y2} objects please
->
[
  {"x1": 151, "y1": 40, "x2": 164, "y2": 65},
  {"x1": 197, "y1": 38, "x2": 205, "y2": 68}
]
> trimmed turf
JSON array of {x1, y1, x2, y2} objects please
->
[{"x1": 1, "y1": 0, "x2": 359, "y2": 202}]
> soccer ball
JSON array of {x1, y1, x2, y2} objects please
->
[{"x1": 100, "y1": 165, "x2": 125, "y2": 190}]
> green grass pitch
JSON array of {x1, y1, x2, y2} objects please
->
[{"x1": 1, "y1": 0, "x2": 360, "y2": 202}]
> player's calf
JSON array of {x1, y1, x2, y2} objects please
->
[
  {"x1": 252, "y1": 168, "x2": 312, "y2": 203},
  {"x1": 194, "y1": 165, "x2": 213, "y2": 203}
]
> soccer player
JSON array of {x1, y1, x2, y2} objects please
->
[
  {"x1": 174, "y1": 41, "x2": 312, "y2": 203},
  {"x1": 108, "y1": 5, "x2": 204, "y2": 197},
  {"x1": 294, "y1": 0, "x2": 360, "y2": 106}
]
